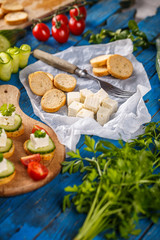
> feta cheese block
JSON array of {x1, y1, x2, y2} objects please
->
[
  {"x1": 94, "y1": 88, "x2": 109, "y2": 104},
  {"x1": 97, "y1": 106, "x2": 112, "y2": 125},
  {"x1": 102, "y1": 98, "x2": 118, "y2": 114},
  {"x1": 0, "y1": 129, "x2": 7, "y2": 147},
  {"x1": 67, "y1": 91, "x2": 80, "y2": 106},
  {"x1": 80, "y1": 88, "x2": 93, "y2": 103},
  {"x1": 30, "y1": 130, "x2": 49, "y2": 149},
  {"x1": 76, "y1": 108, "x2": 94, "y2": 119},
  {"x1": 0, "y1": 112, "x2": 15, "y2": 126},
  {"x1": 84, "y1": 95, "x2": 100, "y2": 113},
  {"x1": 68, "y1": 101, "x2": 83, "y2": 117}
]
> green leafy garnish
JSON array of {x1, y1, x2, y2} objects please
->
[
  {"x1": 85, "y1": 20, "x2": 153, "y2": 51},
  {"x1": 34, "y1": 130, "x2": 46, "y2": 138},
  {"x1": 0, "y1": 153, "x2": 3, "y2": 162},
  {"x1": 0, "y1": 103, "x2": 15, "y2": 116},
  {"x1": 62, "y1": 121, "x2": 160, "y2": 240}
]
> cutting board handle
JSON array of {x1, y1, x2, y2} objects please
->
[{"x1": 33, "y1": 49, "x2": 77, "y2": 74}]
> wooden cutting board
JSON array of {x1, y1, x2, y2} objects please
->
[
  {"x1": 0, "y1": 85, "x2": 65, "y2": 197},
  {"x1": 0, "y1": 0, "x2": 73, "y2": 30}
]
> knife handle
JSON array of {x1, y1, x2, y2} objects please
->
[{"x1": 33, "y1": 49, "x2": 77, "y2": 74}]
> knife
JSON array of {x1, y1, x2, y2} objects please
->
[{"x1": 33, "y1": 49, "x2": 135, "y2": 98}]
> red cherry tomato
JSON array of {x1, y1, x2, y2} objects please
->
[
  {"x1": 51, "y1": 23, "x2": 69, "y2": 43},
  {"x1": 32, "y1": 125, "x2": 49, "y2": 135},
  {"x1": 32, "y1": 23, "x2": 50, "y2": 41},
  {"x1": 20, "y1": 154, "x2": 41, "y2": 167},
  {"x1": 28, "y1": 162, "x2": 48, "y2": 181},
  {"x1": 69, "y1": 17, "x2": 85, "y2": 35},
  {"x1": 69, "y1": 5, "x2": 87, "y2": 20},
  {"x1": 52, "y1": 14, "x2": 68, "y2": 26}
]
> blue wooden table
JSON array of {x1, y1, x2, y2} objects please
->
[{"x1": 0, "y1": 0, "x2": 160, "y2": 239}]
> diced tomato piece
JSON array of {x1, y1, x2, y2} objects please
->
[
  {"x1": 20, "y1": 154, "x2": 41, "y2": 167},
  {"x1": 32, "y1": 125, "x2": 49, "y2": 135},
  {"x1": 27, "y1": 162, "x2": 49, "y2": 181}
]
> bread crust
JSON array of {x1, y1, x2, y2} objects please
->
[
  {"x1": 23, "y1": 140, "x2": 55, "y2": 161},
  {"x1": 4, "y1": 11, "x2": 28, "y2": 25},
  {"x1": 0, "y1": 171, "x2": 16, "y2": 186},
  {"x1": 107, "y1": 54, "x2": 133, "y2": 80},
  {"x1": 41, "y1": 88, "x2": 66, "y2": 113},
  {"x1": 54, "y1": 73, "x2": 76, "y2": 92},
  {"x1": 29, "y1": 71, "x2": 53, "y2": 96},
  {"x1": 6, "y1": 123, "x2": 24, "y2": 138}
]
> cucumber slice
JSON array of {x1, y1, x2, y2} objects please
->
[
  {"x1": 0, "y1": 34, "x2": 11, "y2": 52},
  {"x1": 7, "y1": 47, "x2": 20, "y2": 73},
  {"x1": 19, "y1": 44, "x2": 31, "y2": 68},
  {"x1": 0, "y1": 114, "x2": 22, "y2": 132},
  {"x1": 0, "y1": 52, "x2": 12, "y2": 81},
  {"x1": 0, "y1": 159, "x2": 15, "y2": 178},
  {"x1": 27, "y1": 138, "x2": 55, "y2": 154},
  {"x1": 0, "y1": 138, "x2": 13, "y2": 153}
]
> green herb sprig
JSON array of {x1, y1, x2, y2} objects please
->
[
  {"x1": 0, "y1": 104, "x2": 15, "y2": 116},
  {"x1": 34, "y1": 130, "x2": 46, "y2": 138},
  {"x1": 62, "y1": 121, "x2": 160, "y2": 240},
  {"x1": 85, "y1": 20, "x2": 153, "y2": 51}
]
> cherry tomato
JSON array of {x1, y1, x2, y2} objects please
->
[
  {"x1": 69, "y1": 5, "x2": 87, "y2": 20},
  {"x1": 32, "y1": 125, "x2": 49, "y2": 135},
  {"x1": 28, "y1": 162, "x2": 48, "y2": 181},
  {"x1": 52, "y1": 14, "x2": 68, "y2": 26},
  {"x1": 51, "y1": 23, "x2": 69, "y2": 43},
  {"x1": 20, "y1": 154, "x2": 41, "y2": 167},
  {"x1": 32, "y1": 23, "x2": 50, "y2": 41},
  {"x1": 69, "y1": 17, "x2": 85, "y2": 35}
]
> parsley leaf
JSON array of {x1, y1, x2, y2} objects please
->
[
  {"x1": 0, "y1": 104, "x2": 15, "y2": 116},
  {"x1": 34, "y1": 130, "x2": 46, "y2": 138}
]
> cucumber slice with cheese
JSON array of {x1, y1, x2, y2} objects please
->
[
  {"x1": 0, "y1": 138, "x2": 13, "y2": 153},
  {"x1": 0, "y1": 114, "x2": 22, "y2": 132},
  {"x1": 27, "y1": 138, "x2": 55, "y2": 154},
  {"x1": 0, "y1": 159, "x2": 15, "y2": 178}
]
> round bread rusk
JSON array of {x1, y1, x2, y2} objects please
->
[
  {"x1": 93, "y1": 67, "x2": 110, "y2": 77},
  {"x1": 90, "y1": 55, "x2": 111, "y2": 68},
  {"x1": 3, "y1": 143, "x2": 15, "y2": 158},
  {"x1": 46, "y1": 72, "x2": 54, "y2": 82},
  {"x1": 0, "y1": 8, "x2": 4, "y2": 19},
  {"x1": 24, "y1": 140, "x2": 55, "y2": 161},
  {"x1": 54, "y1": 73, "x2": 76, "y2": 92},
  {"x1": 41, "y1": 88, "x2": 66, "y2": 113},
  {"x1": 1, "y1": 2, "x2": 24, "y2": 13},
  {"x1": 28, "y1": 71, "x2": 53, "y2": 96},
  {"x1": 0, "y1": 171, "x2": 16, "y2": 186},
  {"x1": 107, "y1": 54, "x2": 133, "y2": 80},
  {"x1": 6, "y1": 123, "x2": 24, "y2": 138},
  {"x1": 4, "y1": 11, "x2": 28, "y2": 25}
]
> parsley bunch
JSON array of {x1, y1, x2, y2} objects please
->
[
  {"x1": 85, "y1": 20, "x2": 153, "y2": 51},
  {"x1": 62, "y1": 121, "x2": 160, "y2": 240},
  {"x1": 34, "y1": 130, "x2": 46, "y2": 138},
  {"x1": 0, "y1": 104, "x2": 15, "y2": 116}
]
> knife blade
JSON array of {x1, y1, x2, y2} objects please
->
[{"x1": 33, "y1": 49, "x2": 135, "y2": 98}]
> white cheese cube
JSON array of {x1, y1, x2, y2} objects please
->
[
  {"x1": 68, "y1": 101, "x2": 83, "y2": 117},
  {"x1": 67, "y1": 92, "x2": 80, "y2": 106},
  {"x1": 0, "y1": 158, "x2": 7, "y2": 173},
  {"x1": 0, "y1": 112, "x2": 15, "y2": 126},
  {"x1": 94, "y1": 88, "x2": 109, "y2": 104},
  {"x1": 102, "y1": 98, "x2": 118, "y2": 114},
  {"x1": 80, "y1": 88, "x2": 93, "y2": 103},
  {"x1": 30, "y1": 131, "x2": 49, "y2": 149},
  {"x1": 97, "y1": 106, "x2": 112, "y2": 126},
  {"x1": 84, "y1": 95, "x2": 100, "y2": 113},
  {"x1": 0, "y1": 129, "x2": 7, "y2": 147},
  {"x1": 76, "y1": 108, "x2": 94, "y2": 119}
]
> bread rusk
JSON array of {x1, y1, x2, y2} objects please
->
[
  {"x1": 90, "y1": 55, "x2": 111, "y2": 68},
  {"x1": 1, "y1": 2, "x2": 24, "y2": 13},
  {"x1": 6, "y1": 123, "x2": 24, "y2": 138},
  {"x1": 0, "y1": 8, "x2": 4, "y2": 19},
  {"x1": 23, "y1": 140, "x2": 55, "y2": 161},
  {"x1": 54, "y1": 73, "x2": 77, "y2": 92},
  {"x1": 41, "y1": 88, "x2": 66, "y2": 113},
  {"x1": 4, "y1": 11, "x2": 28, "y2": 25},
  {"x1": 28, "y1": 71, "x2": 53, "y2": 96},
  {"x1": 107, "y1": 54, "x2": 133, "y2": 80},
  {"x1": 0, "y1": 171, "x2": 16, "y2": 186},
  {"x1": 92, "y1": 67, "x2": 110, "y2": 77},
  {"x1": 3, "y1": 143, "x2": 15, "y2": 158}
]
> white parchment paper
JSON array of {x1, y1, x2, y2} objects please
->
[{"x1": 19, "y1": 39, "x2": 151, "y2": 151}]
